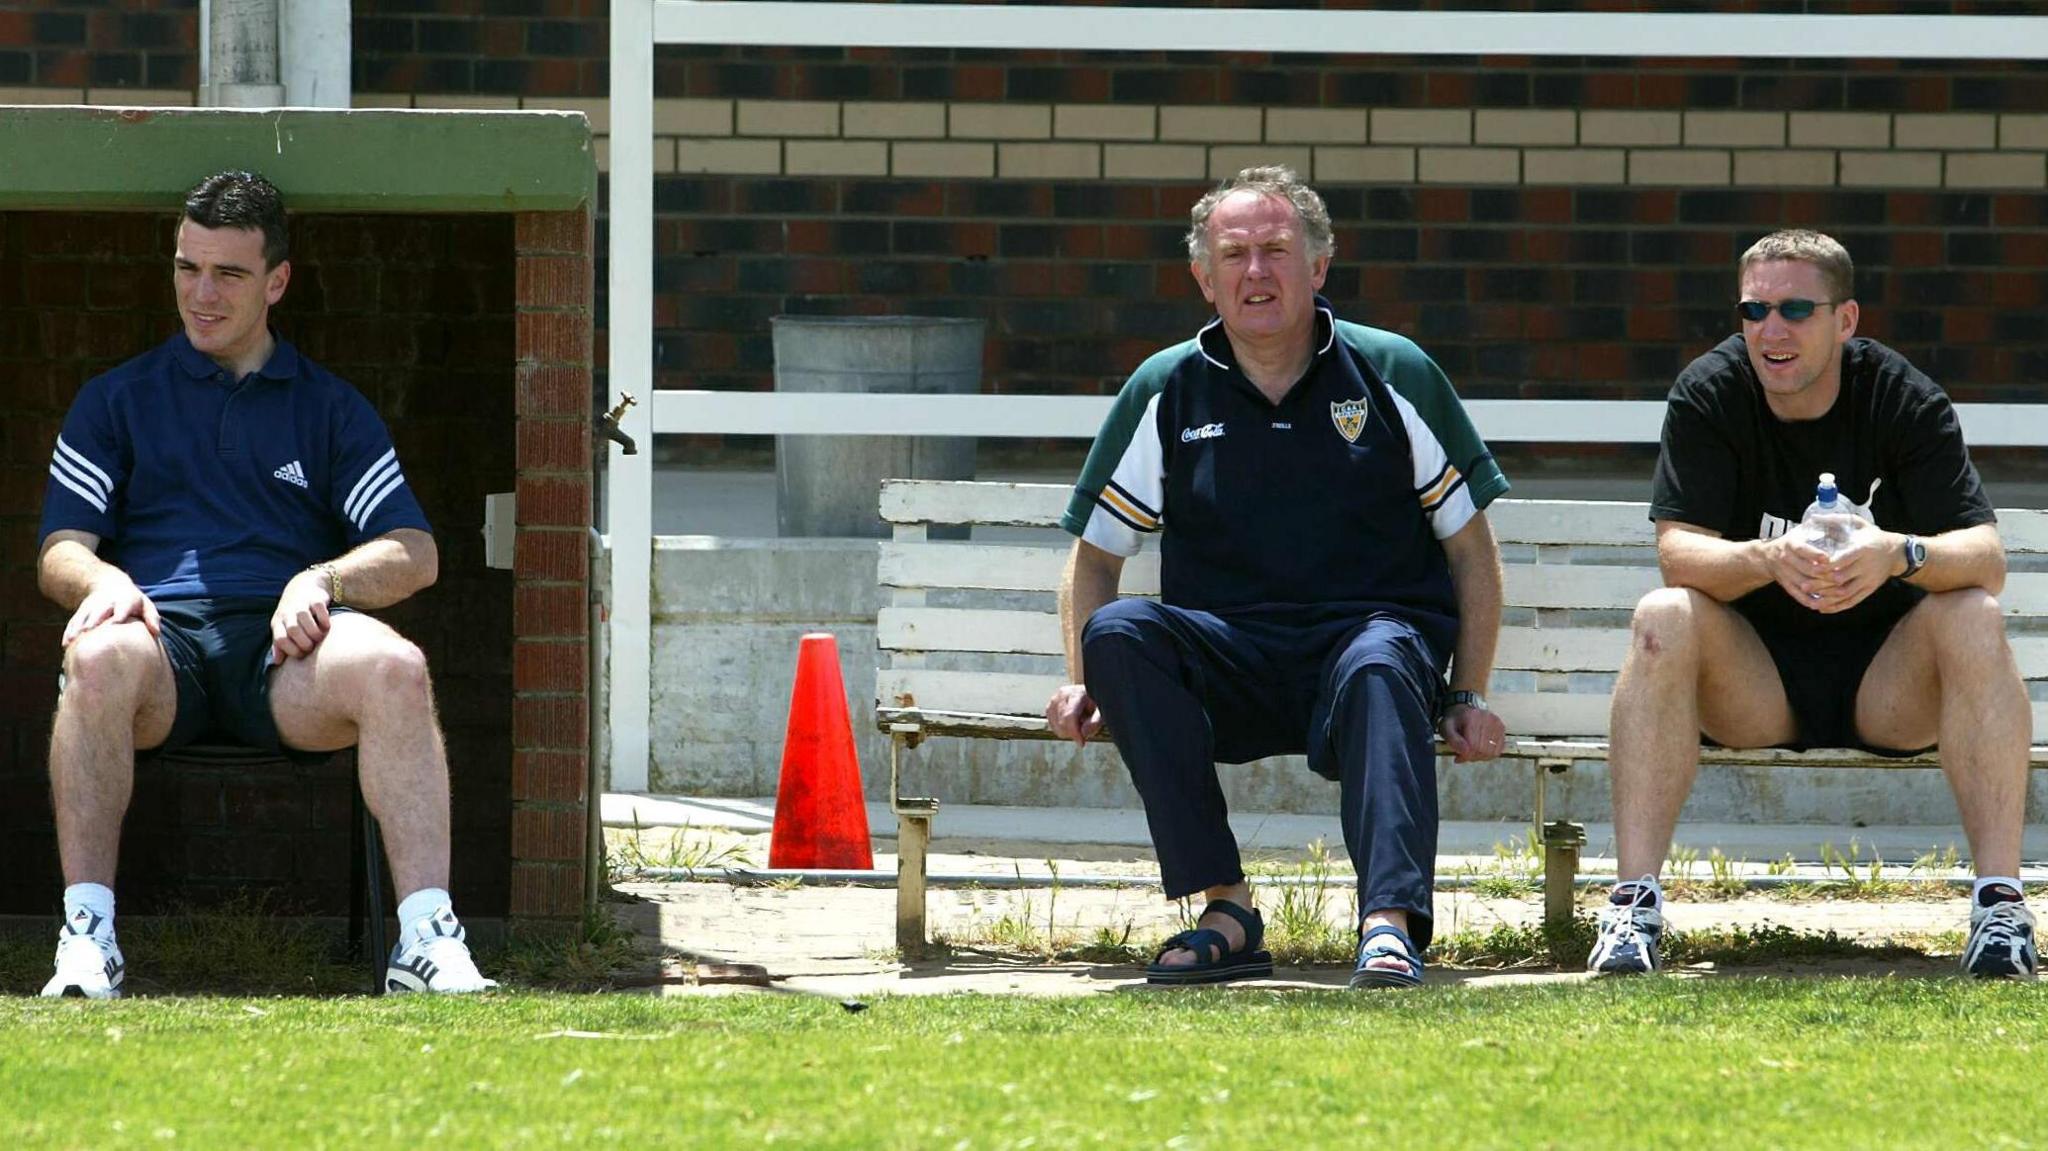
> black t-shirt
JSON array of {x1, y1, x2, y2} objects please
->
[{"x1": 1650, "y1": 334, "x2": 1995, "y2": 639}]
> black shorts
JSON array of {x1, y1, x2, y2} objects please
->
[
  {"x1": 151, "y1": 597, "x2": 288, "y2": 752},
  {"x1": 1752, "y1": 614, "x2": 1924, "y2": 755}
]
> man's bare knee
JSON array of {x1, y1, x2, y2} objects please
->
[
  {"x1": 1916, "y1": 585, "x2": 2015, "y2": 684},
  {"x1": 1922, "y1": 589, "x2": 2007, "y2": 664},
  {"x1": 60, "y1": 624, "x2": 162, "y2": 703},
  {"x1": 344, "y1": 636, "x2": 437, "y2": 730},
  {"x1": 1628, "y1": 587, "x2": 1705, "y2": 666},
  {"x1": 364, "y1": 638, "x2": 431, "y2": 698}
]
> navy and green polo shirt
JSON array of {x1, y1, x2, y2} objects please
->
[
  {"x1": 1060, "y1": 300, "x2": 1507, "y2": 654},
  {"x1": 39, "y1": 330, "x2": 431, "y2": 601}
]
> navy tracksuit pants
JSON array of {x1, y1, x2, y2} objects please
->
[{"x1": 1081, "y1": 598, "x2": 1448, "y2": 949}]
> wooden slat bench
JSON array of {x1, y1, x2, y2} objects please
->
[{"x1": 875, "y1": 479, "x2": 2048, "y2": 949}]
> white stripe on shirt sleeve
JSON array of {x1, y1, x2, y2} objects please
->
[
  {"x1": 352, "y1": 469, "x2": 407, "y2": 531},
  {"x1": 48, "y1": 464, "x2": 107, "y2": 514},
  {"x1": 1386, "y1": 386, "x2": 1478, "y2": 540},
  {"x1": 53, "y1": 436, "x2": 112, "y2": 503},
  {"x1": 1079, "y1": 392, "x2": 1167, "y2": 558},
  {"x1": 344, "y1": 449, "x2": 398, "y2": 523},
  {"x1": 51, "y1": 452, "x2": 108, "y2": 505}
]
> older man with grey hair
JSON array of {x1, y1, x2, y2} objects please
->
[{"x1": 1044, "y1": 166, "x2": 1510, "y2": 988}]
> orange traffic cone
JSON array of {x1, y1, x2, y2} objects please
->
[{"x1": 768, "y1": 632, "x2": 874, "y2": 869}]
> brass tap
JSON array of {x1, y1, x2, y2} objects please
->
[{"x1": 598, "y1": 391, "x2": 639, "y2": 455}]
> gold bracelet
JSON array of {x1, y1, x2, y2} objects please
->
[{"x1": 313, "y1": 561, "x2": 345, "y2": 606}]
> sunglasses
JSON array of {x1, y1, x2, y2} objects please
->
[{"x1": 1736, "y1": 298, "x2": 1837, "y2": 323}]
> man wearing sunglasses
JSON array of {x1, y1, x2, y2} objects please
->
[{"x1": 1591, "y1": 229, "x2": 2033, "y2": 979}]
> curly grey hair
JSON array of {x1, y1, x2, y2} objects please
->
[{"x1": 1185, "y1": 165, "x2": 1334, "y2": 267}]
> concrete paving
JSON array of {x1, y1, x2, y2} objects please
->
[
  {"x1": 605, "y1": 792, "x2": 1996, "y2": 999},
  {"x1": 615, "y1": 871, "x2": 1967, "y2": 999},
  {"x1": 605, "y1": 792, "x2": 2048, "y2": 880}
]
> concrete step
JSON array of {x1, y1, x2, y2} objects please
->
[{"x1": 603, "y1": 793, "x2": 2044, "y2": 877}]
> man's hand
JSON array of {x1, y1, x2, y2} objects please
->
[
  {"x1": 62, "y1": 578, "x2": 160, "y2": 647},
  {"x1": 270, "y1": 567, "x2": 335, "y2": 663},
  {"x1": 1439, "y1": 702, "x2": 1507, "y2": 763},
  {"x1": 1760, "y1": 532, "x2": 1839, "y2": 612},
  {"x1": 1805, "y1": 522, "x2": 1897, "y2": 614},
  {"x1": 1045, "y1": 683, "x2": 1102, "y2": 747}
]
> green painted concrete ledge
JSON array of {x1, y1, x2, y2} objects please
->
[{"x1": 0, "y1": 107, "x2": 595, "y2": 212}]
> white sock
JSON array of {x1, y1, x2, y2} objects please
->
[
  {"x1": 1612, "y1": 875, "x2": 1663, "y2": 910},
  {"x1": 1973, "y1": 876, "x2": 2025, "y2": 906},
  {"x1": 396, "y1": 887, "x2": 454, "y2": 931},
  {"x1": 63, "y1": 883, "x2": 116, "y2": 939}
]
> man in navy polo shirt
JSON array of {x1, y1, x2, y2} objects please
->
[
  {"x1": 35, "y1": 170, "x2": 494, "y2": 997},
  {"x1": 1045, "y1": 167, "x2": 1510, "y2": 988}
]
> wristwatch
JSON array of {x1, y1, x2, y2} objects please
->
[
  {"x1": 1899, "y1": 535, "x2": 1927, "y2": 580},
  {"x1": 1443, "y1": 689, "x2": 1488, "y2": 716}
]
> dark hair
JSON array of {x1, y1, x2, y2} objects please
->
[{"x1": 182, "y1": 170, "x2": 289, "y2": 269}]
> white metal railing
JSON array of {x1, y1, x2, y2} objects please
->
[
  {"x1": 607, "y1": 0, "x2": 2048, "y2": 791},
  {"x1": 649, "y1": 3, "x2": 2048, "y2": 58},
  {"x1": 648, "y1": 393, "x2": 2048, "y2": 448}
]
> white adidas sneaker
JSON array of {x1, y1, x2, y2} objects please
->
[
  {"x1": 385, "y1": 905, "x2": 499, "y2": 994},
  {"x1": 41, "y1": 908, "x2": 125, "y2": 999}
]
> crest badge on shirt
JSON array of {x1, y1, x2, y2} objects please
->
[{"x1": 1330, "y1": 397, "x2": 1368, "y2": 444}]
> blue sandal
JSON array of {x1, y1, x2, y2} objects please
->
[
  {"x1": 1349, "y1": 923, "x2": 1424, "y2": 989},
  {"x1": 1145, "y1": 899, "x2": 1275, "y2": 986}
]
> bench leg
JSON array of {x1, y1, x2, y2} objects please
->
[
  {"x1": 1541, "y1": 819, "x2": 1585, "y2": 931},
  {"x1": 1530, "y1": 756, "x2": 1582, "y2": 931},
  {"x1": 895, "y1": 807, "x2": 934, "y2": 957},
  {"x1": 364, "y1": 809, "x2": 390, "y2": 996},
  {"x1": 351, "y1": 775, "x2": 391, "y2": 996},
  {"x1": 350, "y1": 784, "x2": 367, "y2": 960},
  {"x1": 888, "y1": 726, "x2": 940, "y2": 958}
]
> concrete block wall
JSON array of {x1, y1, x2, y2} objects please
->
[{"x1": 648, "y1": 537, "x2": 2048, "y2": 827}]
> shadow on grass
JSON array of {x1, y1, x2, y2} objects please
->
[
  {"x1": 892, "y1": 916, "x2": 1965, "y2": 988},
  {"x1": 896, "y1": 942, "x2": 1145, "y2": 986},
  {"x1": 0, "y1": 893, "x2": 658, "y2": 997},
  {"x1": 0, "y1": 893, "x2": 368, "y2": 997}
]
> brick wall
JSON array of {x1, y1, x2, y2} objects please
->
[
  {"x1": 0, "y1": 2, "x2": 196, "y2": 91},
  {"x1": 510, "y1": 209, "x2": 594, "y2": 921},
  {"x1": 637, "y1": 177, "x2": 2048, "y2": 404},
  {"x1": 0, "y1": 211, "x2": 521, "y2": 919},
  {"x1": 5, "y1": 3, "x2": 2047, "y2": 409}
]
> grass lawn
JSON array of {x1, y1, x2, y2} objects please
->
[{"x1": 4, "y1": 980, "x2": 2045, "y2": 1149}]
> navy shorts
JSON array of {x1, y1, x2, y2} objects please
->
[{"x1": 150, "y1": 597, "x2": 290, "y2": 752}]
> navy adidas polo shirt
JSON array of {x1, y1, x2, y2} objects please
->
[
  {"x1": 1060, "y1": 300, "x2": 1507, "y2": 656},
  {"x1": 39, "y1": 331, "x2": 431, "y2": 601}
]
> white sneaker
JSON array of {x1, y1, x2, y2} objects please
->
[
  {"x1": 41, "y1": 909, "x2": 124, "y2": 999},
  {"x1": 1963, "y1": 898, "x2": 2038, "y2": 981},
  {"x1": 385, "y1": 905, "x2": 498, "y2": 994},
  {"x1": 1587, "y1": 879, "x2": 1663, "y2": 976}
]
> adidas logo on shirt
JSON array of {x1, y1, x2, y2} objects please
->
[{"x1": 273, "y1": 460, "x2": 309, "y2": 489}]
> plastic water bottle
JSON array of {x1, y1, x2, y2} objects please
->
[{"x1": 1799, "y1": 472, "x2": 1867, "y2": 555}]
